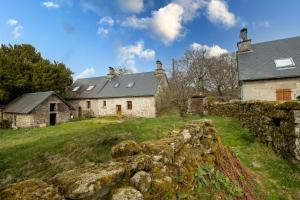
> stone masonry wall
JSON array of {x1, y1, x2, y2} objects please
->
[
  {"x1": 0, "y1": 120, "x2": 226, "y2": 200},
  {"x1": 69, "y1": 96, "x2": 157, "y2": 118},
  {"x1": 208, "y1": 101, "x2": 300, "y2": 163},
  {"x1": 242, "y1": 78, "x2": 300, "y2": 100}
]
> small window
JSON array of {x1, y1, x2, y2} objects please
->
[
  {"x1": 50, "y1": 103, "x2": 56, "y2": 112},
  {"x1": 86, "y1": 85, "x2": 95, "y2": 91},
  {"x1": 72, "y1": 86, "x2": 80, "y2": 92},
  {"x1": 127, "y1": 82, "x2": 135, "y2": 88},
  {"x1": 87, "y1": 101, "x2": 91, "y2": 109},
  {"x1": 103, "y1": 100, "x2": 106, "y2": 107},
  {"x1": 114, "y1": 83, "x2": 120, "y2": 88},
  {"x1": 127, "y1": 101, "x2": 132, "y2": 110},
  {"x1": 274, "y1": 58, "x2": 295, "y2": 68}
]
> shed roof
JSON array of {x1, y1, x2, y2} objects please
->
[
  {"x1": 3, "y1": 91, "x2": 73, "y2": 114},
  {"x1": 67, "y1": 71, "x2": 163, "y2": 99},
  {"x1": 237, "y1": 36, "x2": 300, "y2": 81}
]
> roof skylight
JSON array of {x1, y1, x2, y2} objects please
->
[
  {"x1": 127, "y1": 82, "x2": 135, "y2": 88},
  {"x1": 72, "y1": 86, "x2": 80, "y2": 92},
  {"x1": 86, "y1": 85, "x2": 95, "y2": 91},
  {"x1": 274, "y1": 58, "x2": 295, "y2": 68},
  {"x1": 114, "y1": 83, "x2": 120, "y2": 88}
]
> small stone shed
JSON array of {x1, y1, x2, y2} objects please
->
[
  {"x1": 2, "y1": 91, "x2": 74, "y2": 128},
  {"x1": 188, "y1": 94, "x2": 207, "y2": 115}
]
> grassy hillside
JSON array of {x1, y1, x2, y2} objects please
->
[{"x1": 0, "y1": 115, "x2": 299, "y2": 199}]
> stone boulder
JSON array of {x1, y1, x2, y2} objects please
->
[
  {"x1": 51, "y1": 162, "x2": 126, "y2": 199},
  {"x1": 130, "y1": 171, "x2": 152, "y2": 193},
  {"x1": 111, "y1": 187, "x2": 143, "y2": 200},
  {"x1": 0, "y1": 179, "x2": 63, "y2": 200},
  {"x1": 111, "y1": 140, "x2": 142, "y2": 158}
]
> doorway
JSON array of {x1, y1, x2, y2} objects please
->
[
  {"x1": 116, "y1": 105, "x2": 122, "y2": 115},
  {"x1": 78, "y1": 106, "x2": 82, "y2": 118},
  {"x1": 50, "y1": 113, "x2": 56, "y2": 126}
]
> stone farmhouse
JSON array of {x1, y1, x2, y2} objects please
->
[
  {"x1": 66, "y1": 61, "x2": 168, "y2": 118},
  {"x1": 2, "y1": 91, "x2": 74, "y2": 128},
  {"x1": 237, "y1": 28, "x2": 300, "y2": 101}
]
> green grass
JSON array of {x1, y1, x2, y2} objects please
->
[
  {"x1": 0, "y1": 115, "x2": 200, "y2": 185},
  {"x1": 0, "y1": 114, "x2": 299, "y2": 199}
]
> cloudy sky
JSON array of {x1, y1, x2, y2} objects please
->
[{"x1": 0, "y1": 0, "x2": 300, "y2": 79}]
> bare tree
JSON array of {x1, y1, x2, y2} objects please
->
[{"x1": 206, "y1": 53, "x2": 239, "y2": 99}]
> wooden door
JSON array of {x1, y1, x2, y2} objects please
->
[
  {"x1": 116, "y1": 105, "x2": 122, "y2": 115},
  {"x1": 276, "y1": 89, "x2": 291, "y2": 101},
  {"x1": 78, "y1": 106, "x2": 82, "y2": 118},
  {"x1": 50, "y1": 113, "x2": 56, "y2": 126}
]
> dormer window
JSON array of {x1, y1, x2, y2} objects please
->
[
  {"x1": 114, "y1": 83, "x2": 120, "y2": 88},
  {"x1": 72, "y1": 86, "x2": 80, "y2": 92},
  {"x1": 274, "y1": 58, "x2": 295, "y2": 69},
  {"x1": 86, "y1": 85, "x2": 95, "y2": 91},
  {"x1": 127, "y1": 82, "x2": 135, "y2": 88}
]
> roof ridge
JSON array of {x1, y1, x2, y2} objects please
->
[
  {"x1": 252, "y1": 36, "x2": 300, "y2": 46},
  {"x1": 75, "y1": 71, "x2": 156, "y2": 81}
]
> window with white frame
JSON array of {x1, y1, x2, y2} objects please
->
[
  {"x1": 274, "y1": 58, "x2": 295, "y2": 69},
  {"x1": 86, "y1": 85, "x2": 95, "y2": 91}
]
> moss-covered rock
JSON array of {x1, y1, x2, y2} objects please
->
[
  {"x1": 130, "y1": 171, "x2": 152, "y2": 193},
  {"x1": 111, "y1": 186, "x2": 143, "y2": 200},
  {"x1": 111, "y1": 140, "x2": 142, "y2": 158},
  {"x1": 0, "y1": 179, "x2": 63, "y2": 200},
  {"x1": 51, "y1": 162, "x2": 126, "y2": 199}
]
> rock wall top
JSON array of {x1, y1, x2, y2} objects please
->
[{"x1": 1, "y1": 120, "x2": 221, "y2": 200}]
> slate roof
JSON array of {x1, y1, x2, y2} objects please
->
[
  {"x1": 237, "y1": 36, "x2": 300, "y2": 81},
  {"x1": 3, "y1": 91, "x2": 73, "y2": 114},
  {"x1": 67, "y1": 71, "x2": 163, "y2": 99}
]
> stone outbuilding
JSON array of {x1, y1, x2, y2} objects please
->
[
  {"x1": 237, "y1": 28, "x2": 300, "y2": 101},
  {"x1": 66, "y1": 60, "x2": 168, "y2": 118},
  {"x1": 2, "y1": 91, "x2": 74, "y2": 128}
]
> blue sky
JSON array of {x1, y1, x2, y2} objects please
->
[{"x1": 0, "y1": 0, "x2": 300, "y2": 80}]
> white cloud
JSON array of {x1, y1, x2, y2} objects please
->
[
  {"x1": 7, "y1": 19, "x2": 18, "y2": 26},
  {"x1": 151, "y1": 3, "x2": 184, "y2": 44},
  {"x1": 11, "y1": 26, "x2": 23, "y2": 39},
  {"x1": 75, "y1": 67, "x2": 95, "y2": 80},
  {"x1": 97, "y1": 27, "x2": 109, "y2": 37},
  {"x1": 173, "y1": 0, "x2": 206, "y2": 22},
  {"x1": 121, "y1": 3, "x2": 184, "y2": 44},
  {"x1": 99, "y1": 16, "x2": 114, "y2": 26},
  {"x1": 118, "y1": 41, "x2": 155, "y2": 71},
  {"x1": 191, "y1": 42, "x2": 228, "y2": 57},
  {"x1": 118, "y1": 0, "x2": 144, "y2": 13},
  {"x1": 42, "y1": 1, "x2": 60, "y2": 8},
  {"x1": 121, "y1": 15, "x2": 149, "y2": 29},
  {"x1": 207, "y1": 0, "x2": 236, "y2": 27}
]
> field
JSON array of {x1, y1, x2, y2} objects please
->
[{"x1": 0, "y1": 114, "x2": 299, "y2": 199}]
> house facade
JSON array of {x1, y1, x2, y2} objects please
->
[
  {"x1": 237, "y1": 28, "x2": 300, "y2": 101},
  {"x1": 66, "y1": 61, "x2": 168, "y2": 118},
  {"x1": 2, "y1": 91, "x2": 74, "y2": 128}
]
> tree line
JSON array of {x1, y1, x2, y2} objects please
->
[
  {"x1": 0, "y1": 44, "x2": 73, "y2": 105},
  {"x1": 158, "y1": 48, "x2": 239, "y2": 117}
]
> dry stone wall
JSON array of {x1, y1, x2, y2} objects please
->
[
  {"x1": 208, "y1": 101, "x2": 300, "y2": 163},
  {"x1": 0, "y1": 120, "x2": 222, "y2": 200}
]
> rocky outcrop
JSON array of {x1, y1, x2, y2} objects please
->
[
  {"x1": 208, "y1": 101, "x2": 300, "y2": 163},
  {"x1": 0, "y1": 120, "x2": 252, "y2": 199}
]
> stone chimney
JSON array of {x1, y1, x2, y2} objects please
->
[
  {"x1": 154, "y1": 60, "x2": 165, "y2": 76},
  {"x1": 107, "y1": 67, "x2": 116, "y2": 79},
  {"x1": 237, "y1": 28, "x2": 252, "y2": 53}
]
